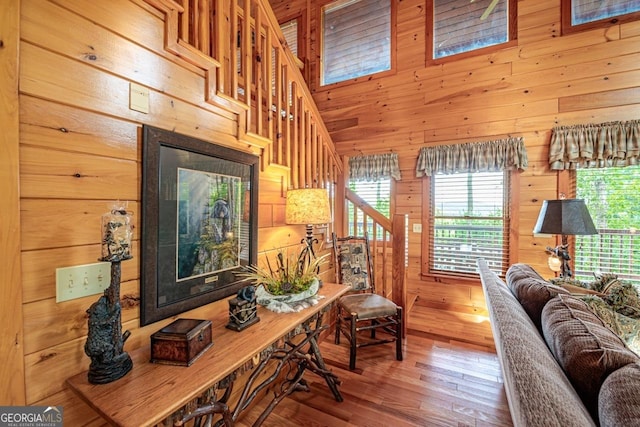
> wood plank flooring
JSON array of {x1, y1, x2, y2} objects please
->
[{"x1": 238, "y1": 305, "x2": 513, "y2": 426}]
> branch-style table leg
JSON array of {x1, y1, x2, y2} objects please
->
[
  {"x1": 301, "y1": 317, "x2": 343, "y2": 402},
  {"x1": 172, "y1": 308, "x2": 343, "y2": 427}
]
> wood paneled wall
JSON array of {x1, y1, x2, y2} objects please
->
[
  {"x1": 269, "y1": 0, "x2": 640, "y2": 314},
  {"x1": 6, "y1": 0, "x2": 335, "y2": 422},
  {"x1": 1, "y1": 0, "x2": 26, "y2": 407},
  {"x1": 4, "y1": 0, "x2": 640, "y2": 420}
]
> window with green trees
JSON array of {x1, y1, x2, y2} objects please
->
[
  {"x1": 347, "y1": 179, "x2": 390, "y2": 238},
  {"x1": 575, "y1": 166, "x2": 640, "y2": 284},
  {"x1": 430, "y1": 171, "x2": 509, "y2": 275}
]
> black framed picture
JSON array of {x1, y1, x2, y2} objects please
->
[{"x1": 140, "y1": 125, "x2": 259, "y2": 326}]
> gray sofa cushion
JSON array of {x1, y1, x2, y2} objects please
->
[
  {"x1": 599, "y1": 362, "x2": 640, "y2": 427},
  {"x1": 542, "y1": 294, "x2": 640, "y2": 420},
  {"x1": 506, "y1": 264, "x2": 570, "y2": 330},
  {"x1": 478, "y1": 260, "x2": 595, "y2": 426}
]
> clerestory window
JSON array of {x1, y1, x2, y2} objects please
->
[
  {"x1": 427, "y1": 0, "x2": 517, "y2": 61},
  {"x1": 563, "y1": 0, "x2": 640, "y2": 34},
  {"x1": 320, "y1": 0, "x2": 393, "y2": 86}
]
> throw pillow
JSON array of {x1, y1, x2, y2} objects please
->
[
  {"x1": 542, "y1": 294, "x2": 640, "y2": 420},
  {"x1": 506, "y1": 265, "x2": 569, "y2": 330},
  {"x1": 580, "y1": 295, "x2": 640, "y2": 357},
  {"x1": 599, "y1": 362, "x2": 640, "y2": 427},
  {"x1": 506, "y1": 263, "x2": 546, "y2": 284}
]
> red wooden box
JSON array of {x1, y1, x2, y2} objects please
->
[{"x1": 150, "y1": 318, "x2": 213, "y2": 366}]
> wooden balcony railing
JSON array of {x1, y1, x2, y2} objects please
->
[
  {"x1": 575, "y1": 229, "x2": 640, "y2": 284},
  {"x1": 344, "y1": 188, "x2": 407, "y2": 318},
  {"x1": 145, "y1": 0, "x2": 341, "y2": 189}
]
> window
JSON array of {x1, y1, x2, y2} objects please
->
[
  {"x1": 574, "y1": 166, "x2": 640, "y2": 285},
  {"x1": 563, "y1": 0, "x2": 640, "y2": 34},
  {"x1": 428, "y1": 0, "x2": 517, "y2": 61},
  {"x1": 347, "y1": 179, "x2": 391, "y2": 237},
  {"x1": 280, "y1": 19, "x2": 299, "y2": 58},
  {"x1": 430, "y1": 171, "x2": 509, "y2": 275},
  {"x1": 320, "y1": 0, "x2": 393, "y2": 86}
]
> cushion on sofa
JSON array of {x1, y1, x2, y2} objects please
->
[
  {"x1": 506, "y1": 263, "x2": 546, "y2": 283},
  {"x1": 506, "y1": 264, "x2": 570, "y2": 330},
  {"x1": 599, "y1": 362, "x2": 640, "y2": 427},
  {"x1": 542, "y1": 294, "x2": 640, "y2": 420}
]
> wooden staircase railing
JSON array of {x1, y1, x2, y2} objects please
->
[
  {"x1": 344, "y1": 188, "x2": 407, "y2": 321},
  {"x1": 145, "y1": 0, "x2": 341, "y2": 190}
]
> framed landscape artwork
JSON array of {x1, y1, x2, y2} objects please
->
[{"x1": 140, "y1": 125, "x2": 259, "y2": 326}]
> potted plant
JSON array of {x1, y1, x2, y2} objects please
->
[{"x1": 240, "y1": 248, "x2": 329, "y2": 313}]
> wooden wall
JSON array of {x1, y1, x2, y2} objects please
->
[
  {"x1": 269, "y1": 0, "x2": 640, "y2": 316},
  {"x1": 3, "y1": 0, "x2": 640, "y2": 419},
  {"x1": 4, "y1": 0, "x2": 335, "y2": 422}
]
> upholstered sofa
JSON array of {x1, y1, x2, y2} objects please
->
[{"x1": 477, "y1": 259, "x2": 640, "y2": 427}]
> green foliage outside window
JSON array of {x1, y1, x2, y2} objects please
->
[{"x1": 575, "y1": 167, "x2": 640, "y2": 284}]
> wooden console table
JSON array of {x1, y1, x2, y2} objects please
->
[{"x1": 67, "y1": 282, "x2": 349, "y2": 427}]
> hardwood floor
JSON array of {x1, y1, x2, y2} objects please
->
[{"x1": 238, "y1": 305, "x2": 513, "y2": 427}]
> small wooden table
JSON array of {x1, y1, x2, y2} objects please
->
[{"x1": 67, "y1": 282, "x2": 349, "y2": 427}]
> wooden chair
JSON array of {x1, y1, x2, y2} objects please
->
[{"x1": 332, "y1": 233, "x2": 403, "y2": 370}]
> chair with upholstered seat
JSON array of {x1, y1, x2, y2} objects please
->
[{"x1": 332, "y1": 233, "x2": 403, "y2": 370}]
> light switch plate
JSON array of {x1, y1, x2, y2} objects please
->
[
  {"x1": 56, "y1": 262, "x2": 111, "y2": 303},
  {"x1": 412, "y1": 223, "x2": 422, "y2": 233}
]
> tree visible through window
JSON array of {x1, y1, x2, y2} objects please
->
[
  {"x1": 430, "y1": 171, "x2": 509, "y2": 275},
  {"x1": 574, "y1": 166, "x2": 640, "y2": 285},
  {"x1": 429, "y1": 0, "x2": 516, "y2": 60},
  {"x1": 320, "y1": 0, "x2": 392, "y2": 86},
  {"x1": 347, "y1": 179, "x2": 391, "y2": 238}
]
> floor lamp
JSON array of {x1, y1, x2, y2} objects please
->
[
  {"x1": 285, "y1": 188, "x2": 332, "y2": 274},
  {"x1": 533, "y1": 198, "x2": 598, "y2": 278}
]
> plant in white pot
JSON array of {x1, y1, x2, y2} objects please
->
[{"x1": 240, "y1": 248, "x2": 329, "y2": 313}]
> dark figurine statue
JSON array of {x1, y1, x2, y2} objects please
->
[
  {"x1": 237, "y1": 285, "x2": 256, "y2": 302},
  {"x1": 85, "y1": 261, "x2": 133, "y2": 384},
  {"x1": 226, "y1": 285, "x2": 259, "y2": 332}
]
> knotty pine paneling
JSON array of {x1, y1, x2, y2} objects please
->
[
  {"x1": 21, "y1": 98, "x2": 140, "y2": 161},
  {"x1": 1, "y1": 0, "x2": 24, "y2": 406},
  {"x1": 559, "y1": 86, "x2": 640, "y2": 112},
  {"x1": 10, "y1": 0, "x2": 327, "y2": 420},
  {"x1": 269, "y1": 0, "x2": 640, "y2": 336},
  {"x1": 6, "y1": 0, "x2": 640, "y2": 419}
]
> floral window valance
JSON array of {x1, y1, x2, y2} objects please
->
[
  {"x1": 415, "y1": 136, "x2": 527, "y2": 177},
  {"x1": 349, "y1": 153, "x2": 402, "y2": 181},
  {"x1": 549, "y1": 120, "x2": 640, "y2": 170}
]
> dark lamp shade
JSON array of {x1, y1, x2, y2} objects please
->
[{"x1": 533, "y1": 199, "x2": 598, "y2": 236}]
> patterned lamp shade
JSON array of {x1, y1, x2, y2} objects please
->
[{"x1": 285, "y1": 188, "x2": 332, "y2": 225}]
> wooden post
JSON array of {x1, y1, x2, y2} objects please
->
[
  {"x1": 334, "y1": 160, "x2": 346, "y2": 238},
  {"x1": 392, "y1": 214, "x2": 407, "y2": 336},
  {"x1": 0, "y1": 0, "x2": 26, "y2": 405}
]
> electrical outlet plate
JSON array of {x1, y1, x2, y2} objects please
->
[{"x1": 56, "y1": 262, "x2": 111, "y2": 303}]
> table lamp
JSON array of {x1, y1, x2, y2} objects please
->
[
  {"x1": 533, "y1": 198, "x2": 598, "y2": 278},
  {"x1": 285, "y1": 188, "x2": 332, "y2": 272}
]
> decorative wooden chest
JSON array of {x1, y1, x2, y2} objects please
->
[{"x1": 150, "y1": 318, "x2": 213, "y2": 366}]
